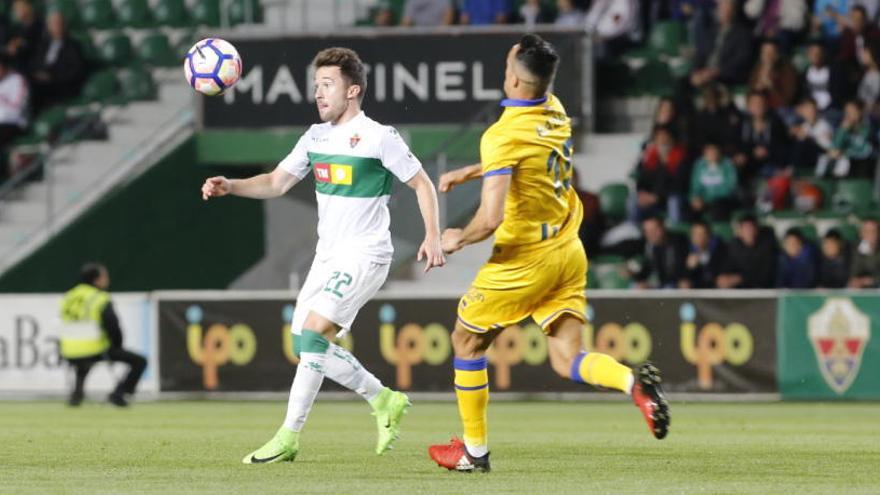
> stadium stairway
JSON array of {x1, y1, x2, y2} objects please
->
[{"x1": 0, "y1": 71, "x2": 195, "y2": 273}]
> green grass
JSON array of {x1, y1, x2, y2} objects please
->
[{"x1": 1, "y1": 401, "x2": 878, "y2": 494}]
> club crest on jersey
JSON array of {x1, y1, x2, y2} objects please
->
[
  {"x1": 350, "y1": 133, "x2": 361, "y2": 149},
  {"x1": 314, "y1": 163, "x2": 353, "y2": 185},
  {"x1": 807, "y1": 298, "x2": 871, "y2": 394}
]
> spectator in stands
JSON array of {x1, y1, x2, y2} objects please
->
[
  {"x1": 717, "y1": 213, "x2": 779, "y2": 288},
  {"x1": 812, "y1": 0, "x2": 850, "y2": 41},
  {"x1": 837, "y1": 5, "x2": 880, "y2": 69},
  {"x1": 373, "y1": 1, "x2": 397, "y2": 26},
  {"x1": 402, "y1": 0, "x2": 454, "y2": 26},
  {"x1": 458, "y1": 0, "x2": 512, "y2": 25},
  {"x1": 573, "y1": 169, "x2": 606, "y2": 257},
  {"x1": 689, "y1": 0, "x2": 753, "y2": 88},
  {"x1": 857, "y1": 42, "x2": 880, "y2": 118},
  {"x1": 633, "y1": 215, "x2": 689, "y2": 289},
  {"x1": 584, "y1": 0, "x2": 641, "y2": 57},
  {"x1": 519, "y1": 0, "x2": 554, "y2": 27},
  {"x1": 853, "y1": 0, "x2": 880, "y2": 22},
  {"x1": 743, "y1": 0, "x2": 808, "y2": 54},
  {"x1": 0, "y1": 53, "x2": 29, "y2": 150},
  {"x1": 802, "y1": 41, "x2": 848, "y2": 113},
  {"x1": 1, "y1": 0, "x2": 44, "y2": 73},
  {"x1": 816, "y1": 99, "x2": 875, "y2": 178},
  {"x1": 683, "y1": 219, "x2": 726, "y2": 288},
  {"x1": 634, "y1": 125, "x2": 689, "y2": 222},
  {"x1": 734, "y1": 91, "x2": 789, "y2": 189},
  {"x1": 748, "y1": 39, "x2": 800, "y2": 110},
  {"x1": 849, "y1": 218, "x2": 880, "y2": 287},
  {"x1": 692, "y1": 83, "x2": 743, "y2": 156},
  {"x1": 788, "y1": 97, "x2": 834, "y2": 173},
  {"x1": 648, "y1": 96, "x2": 690, "y2": 149},
  {"x1": 27, "y1": 10, "x2": 86, "y2": 113},
  {"x1": 555, "y1": 0, "x2": 586, "y2": 27},
  {"x1": 777, "y1": 228, "x2": 818, "y2": 288},
  {"x1": 818, "y1": 229, "x2": 852, "y2": 287},
  {"x1": 690, "y1": 141, "x2": 739, "y2": 221}
]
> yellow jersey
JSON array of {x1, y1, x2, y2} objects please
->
[{"x1": 480, "y1": 93, "x2": 582, "y2": 250}]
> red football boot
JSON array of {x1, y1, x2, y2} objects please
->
[
  {"x1": 631, "y1": 363, "x2": 670, "y2": 439},
  {"x1": 428, "y1": 437, "x2": 490, "y2": 473}
]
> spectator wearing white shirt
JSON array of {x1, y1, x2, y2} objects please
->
[{"x1": 0, "y1": 53, "x2": 29, "y2": 149}]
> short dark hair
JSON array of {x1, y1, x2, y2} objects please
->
[
  {"x1": 853, "y1": 5, "x2": 868, "y2": 17},
  {"x1": 846, "y1": 98, "x2": 865, "y2": 111},
  {"x1": 691, "y1": 218, "x2": 711, "y2": 231},
  {"x1": 515, "y1": 34, "x2": 559, "y2": 95},
  {"x1": 736, "y1": 212, "x2": 758, "y2": 225},
  {"x1": 824, "y1": 229, "x2": 843, "y2": 241},
  {"x1": 784, "y1": 227, "x2": 805, "y2": 242},
  {"x1": 80, "y1": 262, "x2": 106, "y2": 285},
  {"x1": 313, "y1": 47, "x2": 367, "y2": 100}
]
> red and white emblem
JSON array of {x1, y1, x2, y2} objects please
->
[
  {"x1": 808, "y1": 298, "x2": 871, "y2": 394},
  {"x1": 350, "y1": 133, "x2": 361, "y2": 149}
]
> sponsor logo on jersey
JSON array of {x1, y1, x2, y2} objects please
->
[
  {"x1": 808, "y1": 298, "x2": 871, "y2": 394},
  {"x1": 314, "y1": 163, "x2": 353, "y2": 185}
]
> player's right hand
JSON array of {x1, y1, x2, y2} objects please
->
[{"x1": 202, "y1": 176, "x2": 231, "y2": 200}]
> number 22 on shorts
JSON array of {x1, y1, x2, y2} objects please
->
[{"x1": 323, "y1": 271, "x2": 353, "y2": 298}]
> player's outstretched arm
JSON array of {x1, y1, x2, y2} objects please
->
[
  {"x1": 438, "y1": 163, "x2": 483, "y2": 193},
  {"x1": 201, "y1": 167, "x2": 300, "y2": 200},
  {"x1": 406, "y1": 169, "x2": 446, "y2": 273},
  {"x1": 441, "y1": 173, "x2": 511, "y2": 254}
]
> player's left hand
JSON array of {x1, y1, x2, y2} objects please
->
[
  {"x1": 418, "y1": 236, "x2": 446, "y2": 273},
  {"x1": 441, "y1": 228, "x2": 464, "y2": 255}
]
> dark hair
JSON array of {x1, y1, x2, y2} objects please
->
[
  {"x1": 515, "y1": 34, "x2": 559, "y2": 95},
  {"x1": 800, "y1": 96, "x2": 817, "y2": 107},
  {"x1": 652, "y1": 123, "x2": 676, "y2": 139},
  {"x1": 642, "y1": 213, "x2": 666, "y2": 226},
  {"x1": 824, "y1": 229, "x2": 843, "y2": 241},
  {"x1": 737, "y1": 212, "x2": 758, "y2": 225},
  {"x1": 80, "y1": 262, "x2": 106, "y2": 285},
  {"x1": 846, "y1": 98, "x2": 865, "y2": 111},
  {"x1": 853, "y1": 5, "x2": 868, "y2": 17},
  {"x1": 747, "y1": 90, "x2": 766, "y2": 100},
  {"x1": 313, "y1": 47, "x2": 367, "y2": 100},
  {"x1": 784, "y1": 227, "x2": 805, "y2": 242},
  {"x1": 691, "y1": 218, "x2": 711, "y2": 231}
]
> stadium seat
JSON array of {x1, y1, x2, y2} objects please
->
[
  {"x1": 190, "y1": 0, "x2": 220, "y2": 27},
  {"x1": 596, "y1": 61, "x2": 632, "y2": 98},
  {"x1": 227, "y1": 0, "x2": 262, "y2": 25},
  {"x1": 71, "y1": 31, "x2": 101, "y2": 67},
  {"x1": 835, "y1": 223, "x2": 860, "y2": 243},
  {"x1": 80, "y1": 0, "x2": 116, "y2": 29},
  {"x1": 633, "y1": 60, "x2": 674, "y2": 96},
  {"x1": 710, "y1": 222, "x2": 734, "y2": 241},
  {"x1": 138, "y1": 32, "x2": 177, "y2": 67},
  {"x1": 99, "y1": 32, "x2": 133, "y2": 67},
  {"x1": 833, "y1": 179, "x2": 875, "y2": 214},
  {"x1": 33, "y1": 106, "x2": 68, "y2": 141},
  {"x1": 634, "y1": 21, "x2": 685, "y2": 58},
  {"x1": 118, "y1": 67, "x2": 157, "y2": 102},
  {"x1": 116, "y1": 0, "x2": 154, "y2": 28},
  {"x1": 78, "y1": 70, "x2": 120, "y2": 103},
  {"x1": 174, "y1": 33, "x2": 197, "y2": 60},
  {"x1": 598, "y1": 183, "x2": 629, "y2": 223},
  {"x1": 592, "y1": 255, "x2": 630, "y2": 289},
  {"x1": 153, "y1": 0, "x2": 189, "y2": 27}
]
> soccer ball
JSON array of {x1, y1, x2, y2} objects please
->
[{"x1": 183, "y1": 38, "x2": 242, "y2": 96}]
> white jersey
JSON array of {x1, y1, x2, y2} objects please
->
[{"x1": 278, "y1": 111, "x2": 421, "y2": 263}]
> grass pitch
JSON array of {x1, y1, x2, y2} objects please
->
[{"x1": 0, "y1": 400, "x2": 877, "y2": 494}]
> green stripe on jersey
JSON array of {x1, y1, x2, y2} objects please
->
[{"x1": 308, "y1": 152, "x2": 393, "y2": 198}]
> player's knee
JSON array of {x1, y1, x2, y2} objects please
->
[{"x1": 451, "y1": 326, "x2": 486, "y2": 359}]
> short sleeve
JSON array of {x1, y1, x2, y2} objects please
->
[
  {"x1": 480, "y1": 128, "x2": 518, "y2": 177},
  {"x1": 380, "y1": 126, "x2": 422, "y2": 182},
  {"x1": 277, "y1": 127, "x2": 313, "y2": 179}
]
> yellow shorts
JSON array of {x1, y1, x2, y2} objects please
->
[{"x1": 457, "y1": 237, "x2": 588, "y2": 334}]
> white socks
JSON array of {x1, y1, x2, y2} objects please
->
[
  {"x1": 283, "y1": 348, "x2": 328, "y2": 432},
  {"x1": 324, "y1": 343, "x2": 384, "y2": 402}
]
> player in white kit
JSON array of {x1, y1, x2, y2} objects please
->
[{"x1": 201, "y1": 47, "x2": 445, "y2": 464}]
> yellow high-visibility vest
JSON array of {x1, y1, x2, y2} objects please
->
[{"x1": 59, "y1": 284, "x2": 111, "y2": 359}]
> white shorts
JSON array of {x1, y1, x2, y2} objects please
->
[{"x1": 290, "y1": 255, "x2": 390, "y2": 338}]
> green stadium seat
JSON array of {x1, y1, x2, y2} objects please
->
[
  {"x1": 808, "y1": 178, "x2": 835, "y2": 209},
  {"x1": 33, "y1": 106, "x2": 68, "y2": 141},
  {"x1": 80, "y1": 0, "x2": 116, "y2": 29},
  {"x1": 118, "y1": 66, "x2": 157, "y2": 101},
  {"x1": 644, "y1": 21, "x2": 685, "y2": 57},
  {"x1": 593, "y1": 257, "x2": 631, "y2": 289},
  {"x1": 174, "y1": 33, "x2": 197, "y2": 60},
  {"x1": 153, "y1": 0, "x2": 189, "y2": 27},
  {"x1": 634, "y1": 60, "x2": 674, "y2": 96},
  {"x1": 666, "y1": 221, "x2": 690, "y2": 236},
  {"x1": 586, "y1": 266, "x2": 600, "y2": 289},
  {"x1": 99, "y1": 32, "x2": 133, "y2": 67},
  {"x1": 710, "y1": 222, "x2": 734, "y2": 241},
  {"x1": 116, "y1": 0, "x2": 154, "y2": 28},
  {"x1": 834, "y1": 223, "x2": 860, "y2": 243},
  {"x1": 190, "y1": 0, "x2": 220, "y2": 27},
  {"x1": 833, "y1": 179, "x2": 875, "y2": 214},
  {"x1": 78, "y1": 70, "x2": 120, "y2": 103},
  {"x1": 598, "y1": 183, "x2": 629, "y2": 223},
  {"x1": 138, "y1": 32, "x2": 177, "y2": 67},
  {"x1": 70, "y1": 31, "x2": 101, "y2": 67},
  {"x1": 48, "y1": 0, "x2": 82, "y2": 30},
  {"x1": 227, "y1": 0, "x2": 262, "y2": 25}
]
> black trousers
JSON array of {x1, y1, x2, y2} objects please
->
[{"x1": 68, "y1": 347, "x2": 147, "y2": 398}]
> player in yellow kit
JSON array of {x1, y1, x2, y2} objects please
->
[{"x1": 427, "y1": 34, "x2": 670, "y2": 473}]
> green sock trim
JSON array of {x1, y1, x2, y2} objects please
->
[
  {"x1": 300, "y1": 329, "x2": 330, "y2": 354},
  {"x1": 293, "y1": 336, "x2": 302, "y2": 358}
]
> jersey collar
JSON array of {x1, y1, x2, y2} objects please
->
[{"x1": 500, "y1": 95, "x2": 549, "y2": 107}]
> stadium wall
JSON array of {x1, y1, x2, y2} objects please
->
[{"x1": 2, "y1": 290, "x2": 878, "y2": 401}]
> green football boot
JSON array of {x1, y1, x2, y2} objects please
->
[
  {"x1": 370, "y1": 387, "x2": 411, "y2": 455},
  {"x1": 242, "y1": 427, "x2": 299, "y2": 464}
]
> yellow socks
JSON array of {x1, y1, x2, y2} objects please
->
[
  {"x1": 570, "y1": 351, "x2": 634, "y2": 393},
  {"x1": 454, "y1": 357, "x2": 489, "y2": 456}
]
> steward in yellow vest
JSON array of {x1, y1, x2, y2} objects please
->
[{"x1": 60, "y1": 263, "x2": 146, "y2": 407}]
